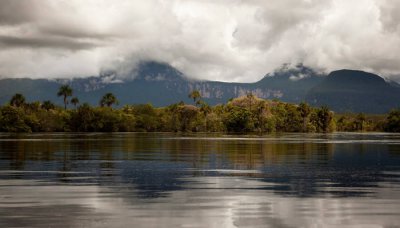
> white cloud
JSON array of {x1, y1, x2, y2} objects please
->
[{"x1": 0, "y1": 0, "x2": 400, "y2": 82}]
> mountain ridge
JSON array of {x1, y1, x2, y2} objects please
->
[
  {"x1": 0, "y1": 62, "x2": 399, "y2": 113},
  {"x1": 306, "y1": 70, "x2": 400, "y2": 113}
]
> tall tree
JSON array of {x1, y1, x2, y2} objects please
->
[
  {"x1": 57, "y1": 85, "x2": 73, "y2": 110},
  {"x1": 298, "y1": 102, "x2": 311, "y2": 132},
  {"x1": 10, "y1": 93, "x2": 26, "y2": 107},
  {"x1": 100, "y1": 93, "x2": 119, "y2": 107},
  {"x1": 71, "y1": 97, "x2": 80, "y2": 108},
  {"x1": 355, "y1": 113, "x2": 366, "y2": 131},
  {"x1": 188, "y1": 90, "x2": 201, "y2": 105},
  {"x1": 317, "y1": 106, "x2": 334, "y2": 132}
]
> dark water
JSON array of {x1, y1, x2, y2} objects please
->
[{"x1": 0, "y1": 133, "x2": 400, "y2": 228}]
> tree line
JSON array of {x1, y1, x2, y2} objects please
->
[{"x1": 0, "y1": 86, "x2": 399, "y2": 133}]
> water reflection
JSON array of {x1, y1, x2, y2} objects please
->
[{"x1": 0, "y1": 133, "x2": 400, "y2": 227}]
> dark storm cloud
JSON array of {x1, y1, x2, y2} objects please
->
[
  {"x1": 39, "y1": 26, "x2": 115, "y2": 40},
  {"x1": 0, "y1": 35, "x2": 100, "y2": 50}
]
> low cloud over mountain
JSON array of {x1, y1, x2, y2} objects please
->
[{"x1": 1, "y1": 0, "x2": 400, "y2": 82}]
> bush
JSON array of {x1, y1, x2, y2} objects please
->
[
  {"x1": 0, "y1": 106, "x2": 31, "y2": 132},
  {"x1": 385, "y1": 109, "x2": 400, "y2": 132},
  {"x1": 224, "y1": 105, "x2": 254, "y2": 132}
]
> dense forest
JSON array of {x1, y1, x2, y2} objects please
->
[{"x1": 0, "y1": 85, "x2": 399, "y2": 133}]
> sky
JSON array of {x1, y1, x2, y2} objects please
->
[{"x1": 0, "y1": 0, "x2": 400, "y2": 82}]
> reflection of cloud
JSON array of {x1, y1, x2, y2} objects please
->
[{"x1": 1, "y1": 177, "x2": 399, "y2": 228}]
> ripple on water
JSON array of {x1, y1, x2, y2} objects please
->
[{"x1": 0, "y1": 133, "x2": 399, "y2": 227}]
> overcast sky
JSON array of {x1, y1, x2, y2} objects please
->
[{"x1": 0, "y1": 0, "x2": 399, "y2": 82}]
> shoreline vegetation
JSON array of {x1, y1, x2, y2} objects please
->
[{"x1": 0, "y1": 85, "x2": 399, "y2": 133}]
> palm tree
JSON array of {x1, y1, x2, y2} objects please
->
[
  {"x1": 42, "y1": 100, "x2": 55, "y2": 111},
  {"x1": 10, "y1": 93, "x2": 26, "y2": 107},
  {"x1": 57, "y1": 85, "x2": 73, "y2": 110},
  {"x1": 100, "y1": 93, "x2": 119, "y2": 107},
  {"x1": 71, "y1": 97, "x2": 80, "y2": 108},
  {"x1": 188, "y1": 90, "x2": 201, "y2": 105}
]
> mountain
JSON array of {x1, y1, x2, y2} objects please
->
[
  {"x1": 254, "y1": 64, "x2": 325, "y2": 103},
  {"x1": 306, "y1": 70, "x2": 400, "y2": 113},
  {"x1": 97, "y1": 62, "x2": 324, "y2": 106},
  {"x1": 0, "y1": 78, "x2": 61, "y2": 103},
  {"x1": 1, "y1": 62, "x2": 399, "y2": 113},
  {"x1": 0, "y1": 62, "x2": 323, "y2": 107}
]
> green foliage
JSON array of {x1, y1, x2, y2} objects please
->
[
  {"x1": 176, "y1": 105, "x2": 200, "y2": 132},
  {"x1": 385, "y1": 109, "x2": 400, "y2": 132},
  {"x1": 36, "y1": 109, "x2": 70, "y2": 132},
  {"x1": 269, "y1": 102, "x2": 307, "y2": 132},
  {"x1": 283, "y1": 104, "x2": 303, "y2": 132},
  {"x1": 224, "y1": 105, "x2": 253, "y2": 132},
  {"x1": 69, "y1": 104, "x2": 134, "y2": 132},
  {"x1": 298, "y1": 102, "x2": 311, "y2": 132},
  {"x1": 94, "y1": 107, "x2": 123, "y2": 132},
  {"x1": 163, "y1": 103, "x2": 200, "y2": 132},
  {"x1": 311, "y1": 106, "x2": 335, "y2": 133},
  {"x1": 57, "y1": 85, "x2": 73, "y2": 109},
  {"x1": 42, "y1": 100, "x2": 56, "y2": 111},
  {"x1": 131, "y1": 104, "x2": 159, "y2": 131},
  {"x1": 204, "y1": 112, "x2": 225, "y2": 132},
  {"x1": 354, "y1": 113, "x2": 366, "y2": 131},
  {"x1": 188, "y1": 90, "x2": 202, "y2": 105},
  {"x1": 10, "y1": 93, "x2": 26, "y2": 107},
  {"x1": 25, "y1": 101, "x2": 41, "y2": 113},
  {"x1": 118, "y1": 112, "x2": 136, "y2": 132},
  {"x1": 0, "y1": 106, "x2": 31, "y2": 132},
  {"x1": 100, "y1": 93, "x2": 119, "y2": 107},
  {"x1": 270, "y1": 102, "x2": 287, "y2": 131},
  {"x1": 335, "y1": 113, "x2": 384, "y2": 132},
  {"x1": 71, "y1": 97, "x2": 80, "y2": 108},
  {"x1": 0, "y1": 93, "x2": 394, "y2": 133},
  {"x1": 69, "y1": 103, "x2": 96, "y2": 131}
]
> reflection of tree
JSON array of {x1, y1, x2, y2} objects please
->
[
  {"x1": 1, "y1": 138, "x2": 59, "y2": 170},
  {"x1": 11, "y1": 141, "x2": 27, "y2": 170},
  {"x1": 388, "y1": 144, "x2": 400, "y2": 157},
  {"x1": 0, "y1": 134, "x2": 340, "y2": 174},
  {"x1": 208, "y1": 141, "x2": 335, "y2": 170},
  {"x1": 58, "y1": 150, "x2": 71, "y2": 182},
  {"x1": 98, "y1": 140, "x2": 116, "y2": 178},
  {"x1": 1, "y1": 133, "x2": 400, "y2": 198}
]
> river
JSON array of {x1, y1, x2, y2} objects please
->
[{"x1": 0, "y1": 133, "x2": 399, "y2": 227}]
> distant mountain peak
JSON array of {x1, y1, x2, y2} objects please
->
[
  {"x1": 306, "y1": 69, "x2": 400, "y2": 113},
  {"x1": 327, "y1": 69, "x2": 386, "y2": 85},
  {"x1": 133, "y1": 61, "x2": 188, "y2": 82},
  {"x1": 262, "y1": 64, "x2": 324, "y2": 82}
]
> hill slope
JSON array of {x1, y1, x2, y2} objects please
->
[{"x1": 306, "y1": 70, "x2": 400, "y2": 113}]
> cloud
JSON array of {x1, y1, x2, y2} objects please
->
[
  {"x1": 0, "y1": 0, "x2": 41, "y2": 25},
  {"x1": 0, "y1": 35, "x2": 101, "y2": 50},
  {"x1": 0, "y1": 0, "x2": 400, "y2": 81}
]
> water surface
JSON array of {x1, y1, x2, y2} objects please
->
[{"x1": 0, "y1": 133, "x2": 400, "y2": 227}]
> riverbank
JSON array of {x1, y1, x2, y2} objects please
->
[{"x1": 1, "y1": 94, "x2": 399, "y2": 133}]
